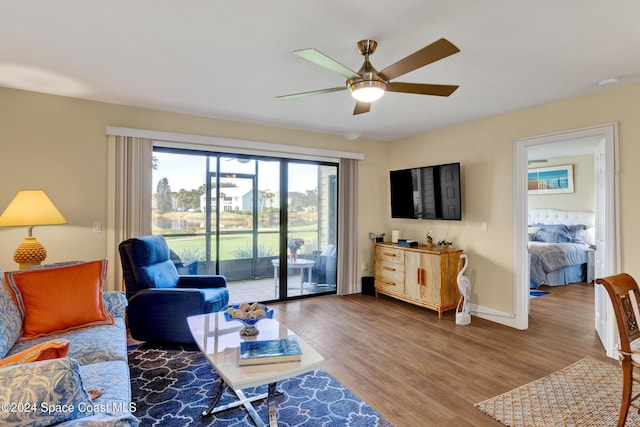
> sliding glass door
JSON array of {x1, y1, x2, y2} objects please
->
[
  {"x1": 210, "y1": 157, "x2": 282, "y2": 301},
  {"x1": 284, "y1": 162, "x2": 337, "y2": 298},
  {"x1": 152, "y1": 148, "x2": 338, "y2": 304}
]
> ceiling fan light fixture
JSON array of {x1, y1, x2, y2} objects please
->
[
  {"x1": 349, "y1": 80, "x2": 386, "y2": 102},
  {"x1": 278, "y1": 37, "x2": 460, "y2": 114}
]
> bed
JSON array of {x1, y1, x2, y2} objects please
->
[{"x1": 528, "y1": 208, "x2": 595, "y2": 289}]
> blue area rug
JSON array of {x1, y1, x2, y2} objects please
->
[
  {"x1": 128, "y1": 344, "x2": 393, "y2": 426},
  {"x1": 530, "y1": 290, "x2": 550, "y2": 299}
]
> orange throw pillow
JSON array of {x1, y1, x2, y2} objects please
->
[
  {"x1": 4, "y1": 260, "x2": 114, "y2": 340},
  {"x1": 0, "y1": 339, "x2": 70, "y2": 367}
]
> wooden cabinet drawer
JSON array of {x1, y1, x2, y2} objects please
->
[
  {"x1": 375, "y1": 246, "x2": 404, "y2": 265},
  {"x1": 375, "y1": 260, "x2": 404, "y2": 282},
  {"x1": 375, "y1": 273, "x2": 403, "y2": 294},
  {"x1": 375, "y1": 261, "x2": 404, "y2": 294}
]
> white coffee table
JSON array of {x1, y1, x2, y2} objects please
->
[{"x1": 187, "y1": 312, "x2": 324, "y2": 426}]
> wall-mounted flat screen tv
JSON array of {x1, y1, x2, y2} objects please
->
[{"x1": 390, "y1": 162, "x2": 461, "y2": 220}]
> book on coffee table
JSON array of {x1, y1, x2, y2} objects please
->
[{"x1": 239, "y1": 337, "x2": 302, "y2": 366}]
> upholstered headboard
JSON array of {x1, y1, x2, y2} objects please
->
[
  {"x1": 528, "y1": 208, "x2": 596, "y2": 245},
  {"x1": 528, "y1": 208, "x2": 595, "y2": 227}
]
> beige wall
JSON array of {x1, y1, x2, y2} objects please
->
[
  {"x1": 1, "y1": 82, "x2": 639, "y2": 319},
  {"x1": 385, "y1": 82, "x2": 640, "y2": 314}
]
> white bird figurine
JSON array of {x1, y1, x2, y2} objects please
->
[{"x1": 456, "y1": 254, "x2": 471, "y2": 325}]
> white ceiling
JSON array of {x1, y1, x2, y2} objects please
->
[{"x1": 1, "y1": 1, "x2": 639, "y2": 141}]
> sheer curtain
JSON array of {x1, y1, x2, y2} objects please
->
[
  {"x1": 106, "y1": 136, "x2": 153, "y2": 291},
  {"x1": 337, "y1": 158, "x2": 359, "y2": 295}
]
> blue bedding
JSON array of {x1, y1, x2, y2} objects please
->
[{"x1": 528, "y1": 241, "x2": 589, "y2": 288}]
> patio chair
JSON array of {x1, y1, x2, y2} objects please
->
[
  {"x1": 310, "y1": 244, "x2": 337, "y2": 286},
  {"x1": 170, "y1": 249, "x2": 198, "y2": 275}
]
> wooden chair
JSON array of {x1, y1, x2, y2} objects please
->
[{"x1": 596, "y1": 273, "x2": 640, "y2": 427}]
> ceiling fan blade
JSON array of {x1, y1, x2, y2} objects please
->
[
  {"x1": 276, "y1": 86, "x2": 346, "y2": 100},
  {"x1": 353, "y1": 101, "x2": 371, "y2": 115},
  {"x1": 379, "y1": 38, "x2": 460, "y2": 81},
  {"x1": 386, "y1": 82, "x2": 459, "y2": 97},
  {"x1": 294, "y1": 48, "x2": 361, "y2": 79}
]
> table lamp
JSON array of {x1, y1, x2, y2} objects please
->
[{"x1": 0, "y1": 190, "x2": 67, "y2": 269}]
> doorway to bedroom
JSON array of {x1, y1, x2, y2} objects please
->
[
  {"x1": 514, "y1": 123, "x2": 619, "y2": 358},
  {"x1": 527, "y1": 143, "x2": 597, "y2": 291}
]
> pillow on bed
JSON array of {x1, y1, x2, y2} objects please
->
[
  {"x1": 565, "y1": 224, "x2": 587, "y2": 244},
  {"x1": 534, "y1": 229, "x2": 572, "y2": 243},
  {"x1": 533, "y1": 223, "x2": 568, "y2": 233},
  {"x1": 532, "y1": 224, "x2": 571, "y2": 243},
  {"x1": 532, "y1": 223, "x2": 588, "y2": 244}
]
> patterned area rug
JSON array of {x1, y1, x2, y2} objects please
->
[
  {"x1": 128, "y1": 344, "x2": 393, "y2": 426},
  {"x1": 475, "y1": 357, "x2": 639, "y2": 426}
]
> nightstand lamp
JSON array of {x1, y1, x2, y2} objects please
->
[{"x1": 0, "y1": 190, "x2": 67, "y2": 269}]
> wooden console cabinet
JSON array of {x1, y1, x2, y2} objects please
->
[{"x1": 374, "y1": 242, "x2": 463, "y2": 319}]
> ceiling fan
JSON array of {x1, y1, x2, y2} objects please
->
[{"x1": 277, "y1": 38, "x2": 460, "y2": 115}]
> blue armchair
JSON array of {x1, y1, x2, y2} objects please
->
[{"x1": 118, "y1": 235, "x2": 229, "y2": 344}]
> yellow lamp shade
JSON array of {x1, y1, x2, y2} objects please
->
[{"x1": 0, "y1": 190, "x2": 66, "y2": 227}]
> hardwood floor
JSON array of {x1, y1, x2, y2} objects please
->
[{"x1": 270, "y1": 282, "x2": 618, "y2": 426}]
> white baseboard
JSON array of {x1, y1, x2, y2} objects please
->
[{"x1": 469, "y1": 303, "x2": 521, "y2": 329}]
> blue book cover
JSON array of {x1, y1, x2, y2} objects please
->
[{"x1": 239, "y1": 337, "x2": 302, "y2": 366}]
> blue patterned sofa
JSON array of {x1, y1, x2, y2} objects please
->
[{"x1": 0, "y1": 267, "x2": 139, "y2": 426}]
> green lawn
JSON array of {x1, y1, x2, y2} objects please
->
[{"x1": 164, "y1": 228, "x2": 319, "y2": 261}]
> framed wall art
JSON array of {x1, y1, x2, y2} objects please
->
[{"x1": 528, "y1": 164, "x2": 574, "y2": 194}]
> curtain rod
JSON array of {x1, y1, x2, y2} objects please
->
[{"x1": 106, "y1": 126, "x2": 365, "y2": 161}]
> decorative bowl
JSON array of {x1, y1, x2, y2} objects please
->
[{"x1": 224, "y1": 304, "x2": 274, "y2": 336}]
